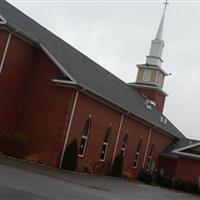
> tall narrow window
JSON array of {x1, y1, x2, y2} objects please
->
[
  {"x1": 78, "y1": 118, "x2": 91, "y2": 157},
  {"x1": 121, "y1": 134, "x2": 128, "y2": 156},
  {"x1": 99, "y1": 126, "x2": 111, "y2": 161},
  {"x1": 146, "y1": 144, "x2": 155, "y2": 170},
  {"x1": 133, "y1": 139, "x2": 143, "y2": 168}
]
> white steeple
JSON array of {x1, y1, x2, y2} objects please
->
[{"x1": 146, "y1": 1, "x2": 169, "y2": 68}]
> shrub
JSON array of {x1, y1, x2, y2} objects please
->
[
  {"x1": 0, "y1": 130, "x2": 29, "y2": 157},
  {"x1": 84, "y1": 162, "x2": 94, "y2": 174},
  {"x1": 186, "y1": 182, "x2": 200, "y2": 194},
  {"x1": 137, "y1": 169, "x2": 152, "y2": 184},
  {"x1": 122, "y1": 171, "x2": 133, "y2": 179},
  {"x1": 25, "y1": 153, "x2": 46, "y2": 164},
  {"x1": 174, "y1": 179, "x2": 187, "y2": 191},
  {"x1": 158, "y1": 175, "x2": 172, "y2": 188},
  {"x1": 61, "y1": 139, "x2": 78, "y2": 171},
  {"x1": 95, "y1": 161, "x2": 106, "y2": 175},
  {"x1": 110, "y1": 153, "x2": 124, "y2": 177}
]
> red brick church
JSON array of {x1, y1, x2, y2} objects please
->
[{"x1": 0, "y1": 1, "x2": 199, "y2": 183}]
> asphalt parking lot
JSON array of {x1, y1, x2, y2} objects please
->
[{"x1": 0, "y1": 157, "x2": 199, "y2": 200}]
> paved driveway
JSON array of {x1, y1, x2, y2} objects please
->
[{"x1": 0, "y1": 157, "x2": 199, "y2": 200}]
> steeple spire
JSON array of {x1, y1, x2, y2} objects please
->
[
  {"x1": 131, "y1": 1, "x2": 170, "y2": 113},
  {"x1": 146, "y1": 0, "x2": 169, "y2": 68}
]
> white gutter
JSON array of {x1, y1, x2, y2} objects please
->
[
  {"x1": 173, "y1": 151, "x2": 200, "y2": 160},
  {"x1": 40, "y1": 44, "x2": 77, "y2": 83},
  {"x1": 52, "y1": 79, "x2": 77, "y2": 86}
]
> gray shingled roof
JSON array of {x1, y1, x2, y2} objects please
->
[
  {"x1": 161, "y1": 138, "x2": 199, "y2": 158},
  {"x1": 0, "y1": 0, "x2": 185, "y2": 139}
]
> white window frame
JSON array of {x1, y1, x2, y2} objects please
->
[
  {"x1": 146, "y1": 144, "x2": 154, "y2": 171},
  {"x1": 78, "y1": 118, "x2": 91, "y2": 157},
  {"x1": 99, "y1": 127, "x2": 111, "y2": 161},
  {"x1": 121, "y1": 134, "x2": 128, "y2": 156},
  {"x1": 133, "y1": 140, "x2": 143, "y2": 169}
]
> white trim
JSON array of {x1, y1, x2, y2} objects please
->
[
  {"x1": 59, "y1": 90, "x2": 79, "y2": 168},
  {"x1": 142, "y1": 128, "x2": 152, "y2": 168},
  {"x1": 78, "y1": 117, "x2": 91, "y2": 157},
  {"x1": 133, "y1": 152, "x2": 140, "y2": 169},
  {"x1": 0, "y1": 14, "x2": 7, "y2": 24},
  {"x1": 121, "y1": 134, "x2": 128, "y2": 157},
  {"x1": 0, "y1": 32, "x2": 11, "y2": 73},
  {"x1": 99, "y1": 127, "x2": 111, "y2": 162},
  {"x1": 137, "y1": 64, "x2": 168, "y2": 75},
  {"x1": 173, "y1": 142, "x2": 200, "y2": 153},
  {"x1": 111, "y1": 114, "x2": 124, "y2": 164},
  {"x1": 146, "y1": 144, "x2": 155, "y2": 170},
  {"x1": 99, "y1": 142, "x2": 109, "y2": 162},
  {"x1": 133, "y1": 139, "x2": 143, "y2": 169},
  {"x1": 173, "y1": 151, "x2": 200, "y2": 160},
  {"x1": 5, "y1": 22, "x2": 39, "y2": 44},
  {"x1": 172, "y1": 142, "x2": 200, "y2": 159},
  {"x1": 128, "y1": 82, "x2": 168, "y2": 96},
  {"x1": 52, "y1": 79, "x2": 77, "y2": 86},
  {"x1": 40, "y1": 44, "x2": 76, "y2": 83}
]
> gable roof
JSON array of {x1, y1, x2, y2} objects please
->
[
  {"x1": 172, "y1": 141, "x2": 200, "y2": 159},
  {"x1": 161, "y1": 138, "x2": 199, "y2": 158},
  {"x1": 0, "y1": 0, "x2": 184, "y2": 139}
]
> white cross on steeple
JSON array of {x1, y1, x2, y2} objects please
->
[{"x1": 163, "y1": 0, "x2": 169, "y2": 11}]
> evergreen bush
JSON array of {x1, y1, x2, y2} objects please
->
[
  {"x1": 137, "y1": 169, "x2": 152, "y2": 184},
  {"x1": 61, "y1": 139, "x2": 78, "y2": 171},
  {"x1": 186, "y1": 182, "x2": 200, "y2": 194},
  {"x1": 174, "y1": 179, "x2": 187, "y2": 191},
  {"x1": 159, "y1": 175, "x2": 172, "y2": 188},
  {"x1": 110, "y1": 153, "x2": 124, "y2": 177}
]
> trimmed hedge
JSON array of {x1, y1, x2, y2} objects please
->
[
  {"x1": 110, "y1": 153, "x2": 124, "y2": 177},
  {"x1": 138, "y1": 169, "x2": 200, "y2": 195},
  {"x1": 174, "y1": 180, "x2": 200, "y2": 194},
  {"x1": 137, "y1": 170, "x2": 152, "y2": 184},
  {"x1": 155, "y1": 174, "x2": 172, "y2": 188},
  {"x1": 61, "y1": 139, "x2": 78, "y2": 171}
]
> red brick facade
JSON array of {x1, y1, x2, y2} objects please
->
[
  {"x1": 0, "y1": 28, "x2": 199, "y2": 183},
  {"x1": 175, "y1": 157, "x2": 200, "y2": 183},
  {"x1": 134, "y1": 87, "x2": 166, "y2": 113}
]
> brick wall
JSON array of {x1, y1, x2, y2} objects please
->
[
  {"x1": 175, "y1": 157, "x2": 200, "y2": 183},
  {"x1": 134, "y1": 87, "x2": 166, "y2": 113}
]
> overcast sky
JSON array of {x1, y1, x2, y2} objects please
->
[{"x1": 7, "y1": 0, "x2": 200, "y2": 140}]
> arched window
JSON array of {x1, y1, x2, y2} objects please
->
[
  {"x1": 146, "y1": 144, "x2": 155, "y2": 170},
  {"x1": 99, "y1": 126, "x2": 111, "y2": 161},
  {"x1": 133, "y1": 139, "x2": 143, "y2": 168},
  {"x1": 78, "y1": 118, "x2": 91, "y2": 157},
  {"x1": 121, "y1": 134, "x2": 128, "y2": 156}
]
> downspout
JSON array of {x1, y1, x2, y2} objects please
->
[
  {"x1": 59, "y1": 90, "x2": 79, "y2": 168},
  {"x1": 0, "y1": 32, "x2": 12, "y2": 73},
  {"x1": 111, "y1": 114, "x2": 124, "y2": 164},
  {"x1": 142, "y1": 128, "x2": 152, "y2": 168}
]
